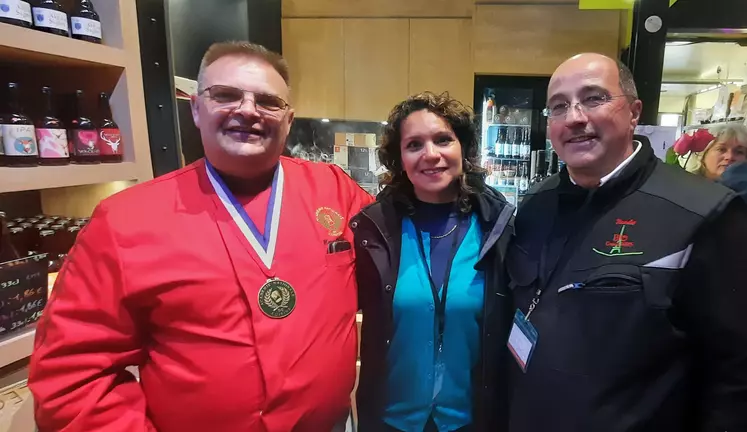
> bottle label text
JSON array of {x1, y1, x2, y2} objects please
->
[
  {"x1": 71, "y1": 16, "x2": 101, "y2": 39},
  {"x1": 2, "y1": 125, "x2": 37, "y2": 156},
  {"x1": 32, "y1": 7, "x2": 68, "y2": 33},
  {"x1": 0, "y1": 0, "x2": 32, "y2": 24}
]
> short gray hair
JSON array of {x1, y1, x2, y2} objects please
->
[
  {"x1": 196, "y1": 41, "x2": 290, "y2": 90},
  {"x1": 616, "y1": 59, "x2": 638, "y2": 99},
  {"x1": 713, "y1": 123, "x2": 747, "y2": 147}
]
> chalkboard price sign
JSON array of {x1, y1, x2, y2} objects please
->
[{"x1": 0, "y1": 255, "x2": 48, "y2": 336}]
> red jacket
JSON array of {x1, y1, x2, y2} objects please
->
[{"x1": 29, "y1": 158, "x2": 374, "y2": 432}]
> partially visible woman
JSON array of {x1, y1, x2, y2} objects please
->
[
  {"x1": 698, "y1": 124, "x2": 747, "y2": 180},
  {"x1": 351, "y1": 92, "x2": 514, "y2": 432}
]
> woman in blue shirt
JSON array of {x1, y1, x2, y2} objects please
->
[{"x1": 351, "y1": 92, "x2": 514, "y2": 432}]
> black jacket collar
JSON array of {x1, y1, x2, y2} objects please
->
[
  {"x1": 546, "y1": 136, "x2": 658, "y2": 204},
  {"x1": 358, "y1": 184, "x2": 510, "y2": 240}
]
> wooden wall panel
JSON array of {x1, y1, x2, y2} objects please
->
[
  {"x1": 344, "y1": 19, "x2": 409, "y2": 121},
  {"x1": 476, "y1": 0, "x2": 577, "y2": 3},
  {"x1": 40, "y1": 181, "x2": 135, "y2": 218},
  {"x1": 282, "y1": 19, "x2": 345, "y2": 119},
  {"x1": 409, "y1": 19, "x2": 474, "y2": 108},
  {"x1": 283, "y1": 0, "x2": 473, "y2": 18},
  {"x1": 473, "y1": 5, "x2": 621, "y2": 76}
]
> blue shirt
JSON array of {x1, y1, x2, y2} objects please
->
[
  {"x1": 383, "y1": 213, "x2": 485, "y2": 432},
  {"x1": 411, "y1": 201, "x2": 471, "y2": 288}
]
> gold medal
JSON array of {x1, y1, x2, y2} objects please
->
[{"x1": 258, "y1": 278, "x2": 296, "y2": 319}]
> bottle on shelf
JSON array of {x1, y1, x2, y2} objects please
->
[
  {"x1": 518, "y1": 161, "x2": 530, "y2": 195},
  {"x1": 70, "y1": 0, "x2": 102, "y2": 44},
  {"x1": 69, "y1": 90, "x2": 100, "y2": 164},
  {"x1": 37, "y1": 86, "x2": 70, "y2": 166},
  {"x1": 505, "y1": 160, "x2": 516, "y2": 187},
  {"x1": 549, "y1": 151, "x2": 559, "y2": 175},
  {"x1": 497, "y1": 125, "x2": 507, "y2": 150},
  {"x1": 97, "y1": 92, "x2": 122, "y2": 163},
  {"x1": 490, "y1": 135, "x2": 499, "y2": 158},
  {"x1": 2, "y1": 82, "x2": 38, "y2": 167},
  {"x1": 530, "y1": 150, "x2": 547, "y2": 187},
  {"x1": 0, "y1": 0, "x2": 32, "y2": 28},
  {"x1": 494, "y1": 159, "x2": 504, "y2": 186},
  {"x1": 495, "y1": 131, "x2": 504, "y2": 158},
  {"x1": 0, "y1": 212, "x2": 21, "y2": 264},
  {"x1": 32, "y1": 0, "x2": 69, "y2": 37},
  {"x1": 520, "y1": 129, "x2": 531, "y2": 160},
  {"x1": 511, "y1": 127, "x2": 521, "y2": 158},
  {"x1": 485, "y1": 96, "x2": 495, "y2": 125}
]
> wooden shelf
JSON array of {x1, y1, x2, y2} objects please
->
[
  {"x1": 0, "y1": 163, "x2": 140, "y2": 194},
  {"x1": 0, "y1": 23, "x2": 126, "y2": 68},
  {"x1": 0, "y1": 328, "x2": 35, "y2": 369}
]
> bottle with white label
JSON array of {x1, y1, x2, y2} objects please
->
[
  {"x1": 2, "y1": 83, "x2": 38, "y2": 167},
  {"x1": 0, "y1": 0, "x2": 32, "y2": 28},
  {"x1": 70, "y1": 0, "x2": 101, "y2": 44},
  {"x1": 37, "y1": 86, "x2": 69, "y2": 166},
  {"x1": 32, "y1": 0, "x2": 69, "y2": 37}
]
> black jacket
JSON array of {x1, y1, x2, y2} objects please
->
[
  {"x1": 507, "y1": 138, "x2": 747, "y2": 432},
  {"x1": 351, "y1": 186, "x2": 514, "y2": 432}
]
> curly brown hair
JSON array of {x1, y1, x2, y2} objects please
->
[{"x1": 379, "y1": 91, "x2": 485, "y2": 213}]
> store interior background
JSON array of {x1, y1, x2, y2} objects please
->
[{"x1": 0, "y1": 0, "x2": 745, "y2": 429}]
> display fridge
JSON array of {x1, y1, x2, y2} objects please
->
[{"x1": 473, "y1": 75, "x2": 551, "y2": 207}]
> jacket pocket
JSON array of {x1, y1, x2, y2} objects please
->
[
  {"x1": 558, "y1": 273, "x2": 643, "y2": 294},
  {"x1": 551, "y1": 265, "x2": 674, "y2": 376},
  {"x1": 325, "y1": 248, "x2": 355, "y2": 267}
]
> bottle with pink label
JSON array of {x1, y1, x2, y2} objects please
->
[
  {"x1": 2, "y1": 83, "x2": 38, "y2": 167},
  {"x1": 37, "y1": 86, "x2": 69, "y2": 166},
  {"x1": 97, "y1": 92, "x2": 122, "y2": 163},
  {"x1": 69, "y1": 90, "x2": 100, "y2": 164}
]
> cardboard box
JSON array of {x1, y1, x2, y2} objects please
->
[
  {"x1": 0, "y1": 380, "x2": 35, "y2": 432},
  {"x1": 353, "y1": 133, "x2": 377, "y2": 148},
  {"x1": 334, "y1": 133, "x2": 347, "y2": 148},
  {"x1": 333, "y1": 145, "x2": 349, "y2": 170}
]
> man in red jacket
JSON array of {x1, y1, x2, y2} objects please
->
[{"x1": 29, "y1": 41, "x2": 373, "y2": 432}]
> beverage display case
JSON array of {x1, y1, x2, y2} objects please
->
[{"x1": 474, "y1": 76, "x2": 550, "y2": 207}]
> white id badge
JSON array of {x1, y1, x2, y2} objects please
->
[{"x1": 508, "y1": 309, "x2": 539, "y2": 372}]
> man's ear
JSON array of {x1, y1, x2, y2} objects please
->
[
  {"x1": 287, "y1": 107, "x2": 295, "y2": 127},
  {"x1": 190, "y1": 94, "x2": 200, "y2": 129},
  {"x1": 630, "y1": 99, "x2": 643, "y2": 128}
]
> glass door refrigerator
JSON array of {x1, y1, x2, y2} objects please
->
[{"x1": 473, "y1": 75, "x2": 551, "y2": 207}]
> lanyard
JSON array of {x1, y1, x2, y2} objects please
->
[
  {"x1": 205, "y1": 160, "x2": 284, "y2": 270},
  {"x1": 414, "y1": 217, "x2": 462, "y2": 353},
  {"x1": 524, "y1": 190, "x2": 596, "y2": 322}
]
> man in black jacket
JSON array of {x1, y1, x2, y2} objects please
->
[{"x1": 506, "y1": 53, "x2": 747, "y2": 432}]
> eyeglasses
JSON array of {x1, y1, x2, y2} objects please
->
[
  {"x1": 198, "y1": 85, "x2": 289, "y2": 115},
  {"x1": 543, "y1": 94, "x2": 629, "y2": 119}
]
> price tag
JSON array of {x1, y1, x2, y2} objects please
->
[{"x1": 0, "y1": 255, "x2": 48, "y2": 336}]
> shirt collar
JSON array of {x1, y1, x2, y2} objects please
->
[{"x1": 569, "y1": 141, "x2": 642, "y2": 187}]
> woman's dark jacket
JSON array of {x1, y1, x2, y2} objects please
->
[{"x1": 350, "y1": 185, "x2": 515, "y2": 431}]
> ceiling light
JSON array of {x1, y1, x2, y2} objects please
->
[{"x1": 321, "y1": 118, "x2": 330, "y2": 123}]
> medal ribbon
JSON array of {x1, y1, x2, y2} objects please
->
[{"x1": 205, "y1": 160, "x2": 284, "y2": 270}]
